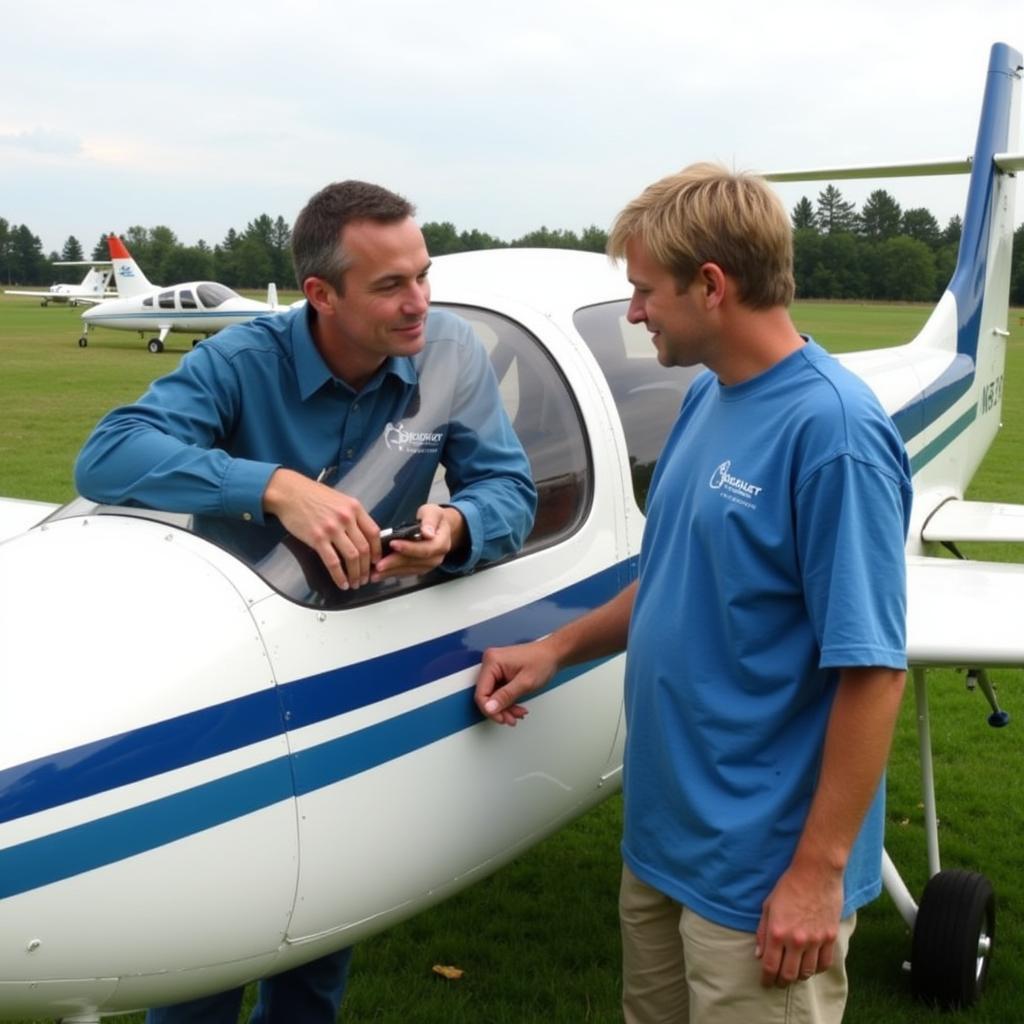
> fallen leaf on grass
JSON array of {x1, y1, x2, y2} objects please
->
[{"x1": 432, "y1": 964, "x2": 465, "y2": 980}]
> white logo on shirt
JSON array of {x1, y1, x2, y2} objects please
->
[
  {"x1": 384, "y1": 421, "x2": 443, "y2": 454},
  {"x1": 709, "y1": 460, "x2": 763, "y2": 508}
]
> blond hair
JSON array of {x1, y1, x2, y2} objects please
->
[{"x1": 608, "y1": 163, "x2": 794, "y2": 308}]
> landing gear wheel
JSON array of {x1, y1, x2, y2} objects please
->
[
  {"x1": 78, "y1": 336, "x2": 88, "y2": 348},
  {"x1": 148, "y1": 338, "x2": 164, "y2": 354},
  {"x1": 911, "y1": 869, "x2": 994, "y2": 1009}
]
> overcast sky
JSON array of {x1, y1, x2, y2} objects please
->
[{"x1": 2, "y1": 1, "x2": 1020, "y2": 257}]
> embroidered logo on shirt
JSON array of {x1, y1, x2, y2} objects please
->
[
  {"x1": 384, "y1": 421, "x2": 443, "y2": 454},
  {"x1": 709, "y1": 460, "x2": 763, "y2": 509}
]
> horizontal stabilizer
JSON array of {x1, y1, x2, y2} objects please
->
[
  {"x1": 0, "y1": 498, "x2": 59, "y2": 544},
  {"x1": 907, "y1": 555, "x2": 1024, "y2": 667},
  {"x1": 763, "y1": 151, "x2": 1024, "y2": 182},
  {"x1": 922, "y1": 500, "x2": 1024, "y2": 543}
]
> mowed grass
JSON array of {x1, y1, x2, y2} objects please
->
[{"x1": 1, "y1": 296, "x2": 1022, "y2": 1023}]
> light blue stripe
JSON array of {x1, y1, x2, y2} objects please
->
[
  {"x1": 0, "y1": 659, "x2": 609, "y2": 899},
  {"x1": 0, "y1": 758, "x2": 293, "y2": 900},
  {"x1": 908, "y1": 405, "x2": 978, "y2": 475}
]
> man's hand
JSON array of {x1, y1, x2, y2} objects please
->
[
  {"x1": 263, "y1": 468, "x2": 381, "y2": 591},
  {"x1": 474, "y1": 639, "x2": 561, "y2": 726},
  {"x1": 371, "y1": 504, "x2": 465, "y2": 580},
  {"x1": 755, "y1": 859, "x2": 844, "y2": 987}
]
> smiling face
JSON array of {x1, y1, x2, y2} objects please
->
[
  {"x1": 305, "y1": 216, "x2": 431, "y2": 388},
  {"x1": 624, "y1": 235, "x2": 715, "y2": 370}
]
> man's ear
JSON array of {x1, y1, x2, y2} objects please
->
[
  {"x1": 698, "y1": 262, "x2": 727, "y2": 309},
  {"x1": 303, "y1": 276, "x2": 336, "y2": 315}
]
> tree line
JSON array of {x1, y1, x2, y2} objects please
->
[{"x1": 3, "y1": 187, "x2": 1024, "y2": 305}]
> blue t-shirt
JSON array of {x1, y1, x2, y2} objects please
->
[
  {"x1": 74, "y1": 304, "x2": 537, "y2": 571},
  {"x1": 622, "y1": 338, "x2": 912, "y2": 933}
]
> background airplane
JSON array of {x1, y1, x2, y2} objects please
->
[
  {"x1": 0, "y1": 40, "x2": 1021, "y2": 1022},
  {"x1": 3, "y1": 261, "x2": 114, "y2": 307},
  {"x1": 77, "y1": 234, "x2": 284, "y2": 352}
]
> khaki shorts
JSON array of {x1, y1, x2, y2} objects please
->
[{"x1": 620, "y1": 864, "x2": 856, "y2": 1024}]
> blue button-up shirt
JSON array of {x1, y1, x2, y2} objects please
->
[{"x1": 74, "y1": 304, "x2": 537, "y2": 571}]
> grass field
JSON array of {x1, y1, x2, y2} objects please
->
[{"x1": 1, "y1": 296, "x2": 1022, "y2": 1023}]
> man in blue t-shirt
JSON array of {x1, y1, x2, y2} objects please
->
[
  {"x1": 475, "y1": 164, "x2": 910, "y2": 1023},
  {"x1": 75, "y1": 181, "x2": 536, "y2": 1024}
]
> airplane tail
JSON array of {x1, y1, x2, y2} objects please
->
[
  {"x1": 80, "y1": 266, "x2": 111, "y2": 297},
  {"x1": 107, "y1": 234, "x2": 156, "y2": 298},
  {"x1": 899, "y1": 42, "x2": 1022, "y2": 492}
]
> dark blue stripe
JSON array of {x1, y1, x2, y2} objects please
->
[
  {"x1": 0, "y1": 661, "x2": 608, "y2": 900},
  {"x1": 0, "y1": 564, "x2": 628, "y2": 829},
  {"x1": 0, "y1": 689, "x2": 285, "y2": 827},
  {"x1": 278, "y1": 567, "x2": 626, "y2": 730},
  {"x1": 289, "y1": 658, "x2": 605, "y2": 796}
]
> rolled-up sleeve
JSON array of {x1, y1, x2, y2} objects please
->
[{"x1": 74, "y1": 344, "x2": 279, "y2": 523}]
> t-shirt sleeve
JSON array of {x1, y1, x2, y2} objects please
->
[{"x1": 796, "y1": 452, "x2": 909, "y2": 670}]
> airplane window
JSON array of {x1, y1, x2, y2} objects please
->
[
  {"x1": 54, "y1": 306, "x2": 591, "y2": 610},
  {"x1": 158, "y1": 291, "x2": 175, "y2": 310},
  {"x1": 143, "y1": 297, "x2": 154, "y2": 308},
  {"x1": 196, "y1": 283, "x2": 239, "y2": 309},
  {"x1": 573, "y1": 301, "x2": 701, "y2": 511},
  {"x1": 180, "y1": 289, "x2": 197, "y2": 310},
  {"x1": 440, "y1": 304, "x2": 591, "y2": 556}
]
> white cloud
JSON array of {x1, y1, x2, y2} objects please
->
[{"x1": 1, "y1": 0, "x2": 1020, "y2": 250}]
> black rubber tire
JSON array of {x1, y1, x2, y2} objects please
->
[{"x1": 911, "y1": 869, "x2": 995, "y2": 1009}]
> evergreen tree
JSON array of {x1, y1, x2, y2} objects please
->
[
  {"x1": 579, "y1": 224, "x2": 609, "y2": 253},
  {"x1": 458, "y1": 228, "x2": 505, "y2": 251},
  {"x1": 791, "y1": 197, "x2": 817, "y2": 231},
  {"x1": 941, "y1": 214, "x2": 963, "y2": 248},
  {"x1": 234, "y1": 237, "x2": 274, "y2": 289},
  {"x1": 815, "y1": 185, "x2": 858, "y2": 234},
  {"x1": 215, "y1": 228, "x2": 241, "y2": 285},
  {"x1": 147, "y1": 226, "x2": 179, "y2": 282},
  {"x1": 0, "y1": 218, "x2": 11, "y2": 284},
  {"x1": 859, "y1": 190, "x2": 902, "y2": 240},
  {"x1": 161, "y1": 244, "x2": 214, "y2": 284},
  {"x1": 511, "y1": 226, "x2": 581, "y2": 249},
  {"x1": 876, "y1": 236, "x2": 937, "y2": 300},
  {"x1": 422, "y1": 221, "x2": 463, "y2": 256},
  {"x1": 1011, "y1": 223, "x2": 1024, "y2": 306},
  {"x1": 60, "y1": 235, "x2": 84, "y2": 261},
  {"x1": 10, "y1": 224, "x2": 46, "y2": 284},
  {"x1": 901, "y1": 208, "x2": 942, "y2": 248},
  {"x1": 91, "y1": 234, "x2": 108, "y2": 261},
  {"x1": 271, "y1": 216, "x2": 292, "y2": 286}
]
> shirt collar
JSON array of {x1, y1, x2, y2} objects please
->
[{"x1": 290, "y1": 303, "x2": 419, "y2": 400}]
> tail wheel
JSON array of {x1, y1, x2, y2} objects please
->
[{"x1": 911, "y1": 869, "x2": 994, "y2": 1009}]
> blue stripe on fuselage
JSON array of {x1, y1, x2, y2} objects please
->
[
  {"x1": 0, "y1": 563, "x2": 628, "y2": 884},
  {"x1": 0, "y1": 656, "x2": 607, "y2": 900}
]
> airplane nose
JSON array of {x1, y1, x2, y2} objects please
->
[{"x1": 0, "y1": 513, "x2": 296, "y2": 1014}]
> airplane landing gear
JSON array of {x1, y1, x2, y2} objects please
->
[
  {"x1": 78, "y1": 336, "x2": 88, "y2": 348},
  {"x1": 148, "y1": 338, "x2": 164, "y2": 354},
  {"x1": 911, "y1": 869, "x2": 995, "y2": 1009}
]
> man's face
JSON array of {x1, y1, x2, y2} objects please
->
[
  {"x1": 317, "y1": 216, "x2": 431, "y2": 374},
  {"x1": 624, "y1": 236, "x2": 710, "y2": 369}
]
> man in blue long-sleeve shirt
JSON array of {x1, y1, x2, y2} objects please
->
[{"x1": 74, "y1": 180, "x2": 537, "y2": 1023}]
